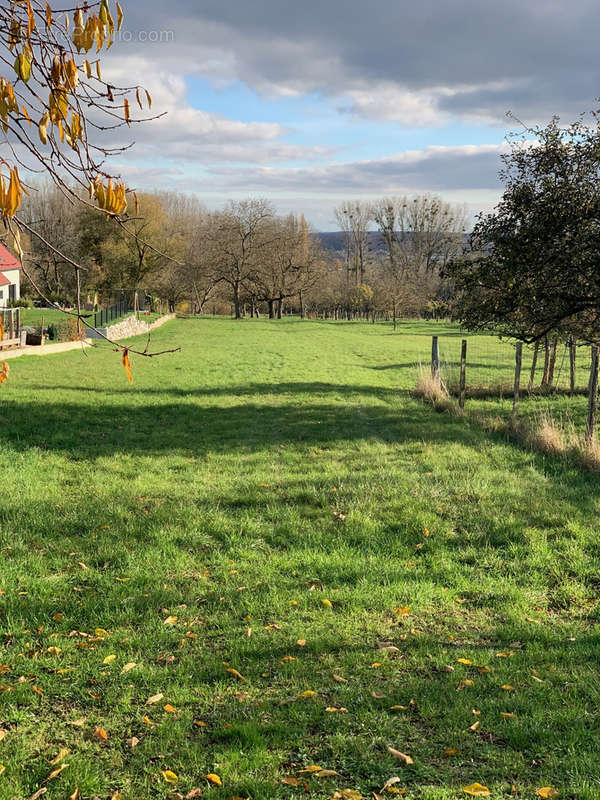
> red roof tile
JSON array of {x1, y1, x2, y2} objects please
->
[{"x1": 0, "y1": 243, "x2": 21, "y2": 271}]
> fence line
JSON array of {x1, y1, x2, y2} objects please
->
[{"x1": 92, "y1": 299, "x2": 129, "y2": 329}]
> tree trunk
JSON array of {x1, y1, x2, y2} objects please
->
[
  {"x1": 268, "y1": 299, "x2": 275, "y2": 319},
  {"x1": 232, "y1": 282, "x2": 242, "y2": 319},
  {"x1": 547, "y1": 337, "x2": 558, "y2": 387},
  {"x1": 528, "y1": 342, "x2": 539, "y2": 391},
  {"x1": 299, "y1": 290, "x2": 304, "y2": 319},
  {"x1": 541, "y1": 337, "x2": 550, "y2": 386},
  {"x1": 393, "y1": 299, "x2": 397, "y2": 331},
  {"x1": 277, "y1": 297, "x2": 283, "y2": 319}
]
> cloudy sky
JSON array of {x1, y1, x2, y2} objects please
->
[{"x1": 103, "y1": 0, "x2": 598, "y2": 229}]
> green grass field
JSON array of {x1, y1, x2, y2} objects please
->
[{"x1": 0, "y1": 317, "x2": 598, "y2": 799}]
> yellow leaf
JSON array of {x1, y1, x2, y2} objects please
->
[
  {"x1": 299, "y1": 690, "x2": 317, "y2": 698},
  {"x1": 501, "y1": 712, "x2": 516, "y2": 719},
  {"x1": 103, "y1": 654, "x2": 116, "y2": 664},
  {"x1": 205, "y1": 773, "x2": 222, "y2": 786},
  {"x1": 389, "y1": 705, "x2": 408, "y2": 711},
  {"x1": 457, "y1": 658, "x2": 472, "y2": 665},
  {"x1": 95, "y1": 628, "x2": 109, "y2": 638},
  {"x1": 394, "y1": 606, "x2": 410, "y2": 616},
  {"x1": 163, "y1": 615, "x2": 178, "y2": 626},
  {"x1": 469, "y1": 721, "x2": 480, "y2": 731},
  {"x1": 146, "y1": 693, "x2": 164, "y2": 705},
  {"x1": 121, "y1": 662, "x2": 136, "y2": 674},
  {"x1": 93, "y1": 727, "x2": 108, "y2": 741},
  {"x1": 116, "y1": 2, "x2": 124, "y2": 30},
  {"x1": 316, "y1": 769, "x2": 339, "y2": 777},
  {"x1": 44, "y1": 763, "x2": 68, "y2": 782},
  {"x1": 161, "y1": 770, "x2": 178, "y2": 784},
  {"x1": 462, "y1": 784, "x2": 491, "y2": 797},
  {"x1": 70, "y1": 788, "x2": 81, "y2": 800},
  {"x1": 226, "y1": 668, "x2": 245, "y2": 680},
  {"x1": 536, "y1": 789, "x2": 559, "y2": 799},
  {"x1": 501, "y1": 684, "x2": 515, "y2": 691},
  {"x1": 122, "y1": 349, "x2": 132, "y2": 383},
  {"x1": 0, "y1": 765, "x2": 4, "y2": 775},
  {"x1": 444, "y1": 748, "x2": 459, "y2": 756},
  {"x1": 297, "y1": 638, "x2": 307, "y2": 646},
  {"x1": 333, "y1": 674, "x2": 348, "y2": 683},
  {"x1": 331, "y1": 791, "x2": 363, "y2": 799},
  {"x1": 142, "y1": 715, "x2": 153, "y2": 726},
  {"x1": 298, "y1": 765, "x2": 323, "y2": 773},
  {"x1": 325, "y1": 707, "x2": 348, "y2": 713},
  {"x1": 49, "y1": 747, "x2": 70, "y2": 765},
  {"x1": 321, "y1": 598, "x2": 333, "y2": 608},
  {"x1": 281, "y1": 656, "x2": 296, "y2": 662},
  {"x1": 387, "y1": 747, "x2": 413, "y2": 765}
]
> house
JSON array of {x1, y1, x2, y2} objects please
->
[{"x1": 0, "y1": 243, "x2": 21, "y2": 308}]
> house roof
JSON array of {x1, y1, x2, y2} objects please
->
[
  {"x1": 0, "y1": 272, "x2": 11, "y2": 286},
  {"x1": 0, "y1": 243, "x2": 22, "y2": 271}
]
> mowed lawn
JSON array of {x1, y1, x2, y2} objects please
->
[{"x1": 0, "y1": 317, "x2": 599, "y2": 800}]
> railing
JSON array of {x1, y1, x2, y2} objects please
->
[
  {"x1": 92, "y1": 299, "x2": 129, "y2": 329},
  {"x1": 0, "y1": 308, "x2": 21, "y2": 349}
]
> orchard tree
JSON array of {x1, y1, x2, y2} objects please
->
[
  {"x1": 0, "y1": 0, "x2": 176, "y2": 367},
  {"x1": 444, "y1": 113, "x2": 600, "y2": 344}
]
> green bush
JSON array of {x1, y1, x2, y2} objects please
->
[
  {"x1": 47, "y1": 318, "x2": 81, "y2": 342},
  {"x1": 6, "y1": 298, "x2": 33, "y2": 308}
]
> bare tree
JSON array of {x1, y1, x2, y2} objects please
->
[{"x1": 334, "y1": 200, "x2": 372, "y2": 287}]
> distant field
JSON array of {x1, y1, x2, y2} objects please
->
[{"x1": 0, "y1": 317, "x2": 597, "y2": 799}]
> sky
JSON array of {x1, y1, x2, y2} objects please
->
[{"x1": 101, "y1": 0, "x2": 600, "y2": 230}]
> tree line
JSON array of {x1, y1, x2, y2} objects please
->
[{"x1": 18, "y1": 186, "x2": 468, "y2": 322}]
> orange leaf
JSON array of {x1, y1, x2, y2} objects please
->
[{"x1": 122, "y1": 349, "x2": 132, "y2": 383}]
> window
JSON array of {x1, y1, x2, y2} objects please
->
[
  {"x1": 8, "y1": 284, "x2": 15, "y2": 302},
  {"x1": 0, "y1": 290, "x2": 3, "y2": 300}
]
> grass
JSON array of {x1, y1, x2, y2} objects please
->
[{"x1": 0, "y1": 317, "x2": 599, "y2": 799}]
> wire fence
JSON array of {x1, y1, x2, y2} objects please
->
[{"x1": 428, "y1": 336, "x2": 593, "y2": 396}]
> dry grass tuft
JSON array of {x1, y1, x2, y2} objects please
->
[
  {"x1": 527, "y1": 412, "x2": 566, "y2": 457},
  {"x1": 415, "y1": 369, "x2": 455, "y2": 413},
  {"x1": 578, "y1": 436, "x2": 600, "y2": 471}
]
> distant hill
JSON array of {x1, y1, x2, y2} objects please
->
[{"x1": 315, "y1": 231, "x2": 470, "y2": 254}]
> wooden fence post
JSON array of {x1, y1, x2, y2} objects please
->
[
  {"x1": 459, "y1": 339, "x2": 467, "y2": 409},
  {"x1": 586, "y1": 345, "x2": 599, "y2": 443},
  {"x1": 431, "y1": 336, "x2": 440, "y2": 381},
  {"x1": 569, "y1": 337, "x2": 576, "y2": 395},
  {"x1": 528, "y1": 341, "x2": 539, "y2": 391},
  {"x1": 512, "y1": 342, "x2": 523, "y2": 423}
]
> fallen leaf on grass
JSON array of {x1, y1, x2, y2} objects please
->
[
  {"x1": 121, "y1": 662, "x2": 136, "y2": 674},
  {"x1": 381, "y1": 777, "x2": 405, "y2": 793},
  {"x1": 297, "y1": 638, "x2": 307, "y2": 646},
  {"x1": 325, "y1": 707, "x2": 348, "y2": 713},
  {"x1": 126, "y1": 736, "x2": 139, "y2": 748},
  {"x1": 457, "y1": 679, "x2": 474, "y2": 690},
  {"x1": 49, "y1": 748, "x2": 70, "y2": 765},
  {"x1": 389, "y1": 705, "x2": 408, "y2": 711},
  {"x1": 93, "y1": 727, "x2": 108, "y2": 741},
  {"x1": 0, "y1": 730, "x2": 6, "y2": 742},
  {"x1": 146, "y1": 693, "x2": 164, "y2": 705},
  {"x1": 163, "y1": 616, "x2": 178, "y2": 626},
  {"x1": 205, "y1": 773, "x2": 222, "y2": 786},
  {"x1": 43, "y1": 763, "x2": 68, "y2": 783},
  {"x1": 315, "y1": 769, "x2": 339, "y2": 777},
  {"x1": 161, "y1": 770, "x2": 178, "y2": 784},
  {"x1": 331, "y1": 791, "x2": 363, "y2": 799},
  {"x1": 457, "y1": 658, "x2": 472, "y2": 665},
  {"x1": 226, "y1": 668, "x2": 245, "y2": 680},
  {"x1": 142, "y1": 715, "x2": 153, "y2": 726},
  {"x1": 69, "y1": 718, "x2": 86, "y2": 728},
  {"x1": 501, "y1": 712, "x2": 516, "y2": 719},
  {"x1": 536, "y1": 790, "x2": 559, "y2": 799},
  {"x1": 322, "y1": 598, "x2": 333, "y2": 608},
  {"x1": 103, "y1": 655, "x2": 116, "y2": 665},
  {"x1": 299, "y1": 690, "x2": 318, "y2": 698},
  {"x1": 468, "y1": 721, "x2": 480, "y2": 731},
  {"x1": 462, "y1": 784, "x2": 491, "y2": 797},
  {"x1": 0, "y1": 765, "x2": 4, "y2": 776},
  {"x1": 298, "y1": 765, "x2": 323, "y2": 774},
  {"x1": 69, "y1": 789, "x2": 80, "y2": 800},
  {"x1": 282, "y1": 776, "x2": 302, "y2": 786},
  {"x1": 186, "y1": 791, "x2": 203, "y2": 799},
  {"x1": 281, "y1": 656, "x2": 296, "y2": 662},
  {"x1": 29, "y1": 789, "x2": 48, "y2": 800},
  {"x1": 164, "y1": 704, "x2": 176, "y2": 713},
  {"x1": 501, "y1": 685, "x2": 515, "y2": 691},
  {"x1": 387, "y1": 747, "x2": 413, "y2": 765},
  {"x1": 394, "y1": 606, "x2": 410, "y2": 616},
  {"x1": 333, "y1": 674, "x2": 348, "y2": 683}
]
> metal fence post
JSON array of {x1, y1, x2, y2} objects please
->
[
  {"x1": 459, "y1": 339, "x2": 467, "y2": 409},
  {"x1": 586, "y1": 345, "x2": 599, "y2": 444},
  {"x1": 512, "y1": 342, "x2": 523, "y2": 424}
]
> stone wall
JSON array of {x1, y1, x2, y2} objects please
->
[{"x1": 87, "y1": 313, "x2": 175, "y2": 340}]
